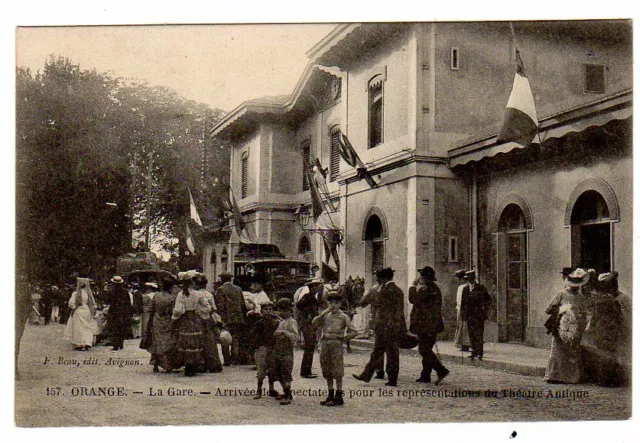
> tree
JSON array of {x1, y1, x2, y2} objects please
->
[{"x1": 16, "y1": 56, "x2": 229, "y2": 287}]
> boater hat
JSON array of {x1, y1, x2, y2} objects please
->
[
  {"x1": 567, "y1": 268, "x2": 590, "y2": 287},
  {"x1": 464, "y1": 270, "x2": 476, "y2": 280},
  {"x1": 305, "y1": 277, "x2": 324, "y2": 286},
  {"x1": 453, "y1": 269, "x2": 467, "y2": 278},
  {"x1": 110, "y1": 276, "x2": 124, "y2": 284}
]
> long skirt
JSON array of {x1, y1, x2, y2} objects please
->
[
  {"x1": 454, "y1": 310, "x2": 471, "y2": 349},
  {"x1": 63, "y1": 306, "x2": 98, "y2": 347},
  {"x1": 352, "y1": 306, "x2": 371, "y2": 338},
  {"x1": 544, "y1": 336, "x2": 583, "y2": 383},
  {"x1": 173, "y1": 311, "x2": 205, "y2": 369},
  {"x1": 149, "y1": 314, "x2": 176, "y2": 371},
  {"x1": 202, "y1": 318, "x2": 222, "y2": 372}
]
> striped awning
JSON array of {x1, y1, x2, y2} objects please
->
[{"x1": 449, "y1": 89, "x2": 632, "y2": 168}]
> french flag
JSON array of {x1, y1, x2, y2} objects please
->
[{"x1": 497, "y1": 49, "x2": 539, "y2": 147}]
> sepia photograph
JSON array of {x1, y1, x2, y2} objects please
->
[{"x1": 12, "y1": 7, "x2": 634, "y2": 437}]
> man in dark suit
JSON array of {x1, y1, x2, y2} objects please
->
[
  {"x1": 214, "y1": 271, "x2": 247, "y2": 365},
  {"x1": 460, "y1": 270, "x2": 492, "y2": 360},
  {"x1": 409, "y1": 266, "x2": 449, "y2": 385},
  {"x1": 295, "y1": 277, "x2": 324, "y2": 378},
  {"x1": 353, "y1": 268, "x2": 405, "y2": 386}
]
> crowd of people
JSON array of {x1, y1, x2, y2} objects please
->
[{"x1": 30, "y1": 260, "x2": 630, "y2": 408}]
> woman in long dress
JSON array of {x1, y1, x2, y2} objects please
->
[
  {"x1": 145, "y1": 278, "x2": 177, "y2": 372},
  {"x1": 140, "y1": 282, "x2": 157, "y2": 349},
  {"x1": 544, "y1": 268, "x2": 590, "y2": 384},
  {"x1": 172, "y1": 273, "x2": 210, "y2": 376},
  {"x1": 63, "y1": 278, "x2": 99, "y2": 350}
]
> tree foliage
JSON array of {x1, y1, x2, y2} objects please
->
[{"x1": 16, "y1": 56, "x2": 229, "y2": 286}]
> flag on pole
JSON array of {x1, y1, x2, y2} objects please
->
[
  {"x1": 229, "y1": 187, "x2": 255, "y2": 243},
  {"x1": 305, "y1": 164, "x2": 327, "y2": 220},
  {"x1": 189, "y1": 187, "x2": 203, "y2": 226},
  {"x1": 230, "y1": 187, "x2": 246, "y2": 232},
  {"x1": 186, "y1": 223, "x2": 196, "y2": 254},
  {"x1": 496, "y1": 48, "x2": 539, "y2": 147},
  {"x1": 337, "y1": 132, "x2": 377, "y2": 188}
]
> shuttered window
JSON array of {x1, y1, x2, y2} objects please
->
[
  {"x1": 241, "y1": 154, "x2": 248, "y2": 199},
  {"x1": 302, "y1": 141, "x2": 311, "y2": 191},
  {"x1": 330, "y1": 128, "x2": 341, "y2": 182}
]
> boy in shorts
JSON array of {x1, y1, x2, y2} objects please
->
[
  {"x1": 252, "y1": 301, "x2": 281, "y2": 399},
  {"x1": 312, "y1": 291, "x2": 358, "y2": 406},
  {"x1": 272, "y1": 298, "x2": 299, "y2": 405}
]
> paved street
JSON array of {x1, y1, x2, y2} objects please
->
[{"x1": 15, "y1": 324, "x2": 631, "y2": 427}]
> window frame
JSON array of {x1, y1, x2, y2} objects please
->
[
  {"x1": 584, "y1": 62, "x2": 606, "y2": 94},
  {"x1": 367, "y1": 68, "x2": 387, "y2": 149}
]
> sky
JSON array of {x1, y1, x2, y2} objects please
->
[{"x1": 16, "y1": 24, "x2": 336, "y2": 112}]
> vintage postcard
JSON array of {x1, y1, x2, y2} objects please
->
[{"x1": 13, "y1": 15, "x2": 633, "y2": 437}]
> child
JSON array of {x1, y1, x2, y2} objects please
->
[
  {"x1": 252, "y1": 301, "x2": 281, "y2": 399},
  {"x1": 312, "y1": 291, "x2": 358, "y2": 406},
  {"x1": 272, "y1": 298, "x2": 299, "y2": 405}
]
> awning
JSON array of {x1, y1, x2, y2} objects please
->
[{"x1": 449, "y1": 89, "x2": 632, "y2": 168}]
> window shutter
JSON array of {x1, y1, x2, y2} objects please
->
[{"x1": 330, "y1": 129, "x2": 341, "y2": 182}]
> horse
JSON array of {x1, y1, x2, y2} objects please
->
[{"x1": 338, "y1": 276, "x2": 365, "y2": 353}]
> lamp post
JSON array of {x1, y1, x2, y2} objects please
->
[{"x1": 293, "y1": 204, "x2": 343, "y2": 244}]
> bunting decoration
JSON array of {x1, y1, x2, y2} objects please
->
[
  {"x1": 496, "y1": 46, "x2": 539, "y2": 147},
  {"x1": 337, "y1": 132, "x2": 377, "y2": 188}
]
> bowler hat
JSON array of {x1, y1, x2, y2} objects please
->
[
  {"x1": 418, "y1": 266, "x2": 437, "y2": 281},
  {"x1": 375, "y1": 268, "x2": 395, "y2": 280}
]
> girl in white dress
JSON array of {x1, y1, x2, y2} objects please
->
[{"x1": 63, "y1": 278, "x2": 99, "y2": 350}]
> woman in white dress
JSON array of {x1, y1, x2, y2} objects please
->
[{"x1": 63, "y1": 278, "x2": 99, "y2": 350}]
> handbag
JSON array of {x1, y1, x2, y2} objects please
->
[{"x1": 544, "y1": 305, "x2": 561, "y2": 337}]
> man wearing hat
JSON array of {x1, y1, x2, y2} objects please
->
[
  {"x1": 460, "y1": 270, "x2": 492, "y2": 360},
  {"x1": 409, "y1": 266, "x2": 449, "y2": 385},
  {"x1": 105, "y1": 276, "x2": 134, "y2": 351},
  {"x1": 295, "y1": 277, "x2": 325, "y2": 378},
  {"x1": 354, "y1": 268, "x2": 406, "y2": 386},
  {"x1": 214, "y1": 271, "x2": 247, "y2": 365}
]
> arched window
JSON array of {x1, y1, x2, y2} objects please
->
[
  {"x1": 570, "y1": 190, "x2": 612, "y2": 273},
  {"x1": 221, "y1": 247, "x2": 229, "y2": 272},
  {"x1": 498, "y1": 203, "x2": 527, "y2": 231},
  {"x1": 497, "y1": 203, "x2": 528, "y2": 342},
  {"x1": 364, "y1": 214, "x2": 384, "y2": 240},
  {"x1": 368, "y1": 75, "x2": 384, "y2": 148},
  {"x1": 363, "y1": 211, "x2": 387, "y2": 286},
  {"x1": 298, "y1": 235, "x2": 312, "y2": 255}
]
